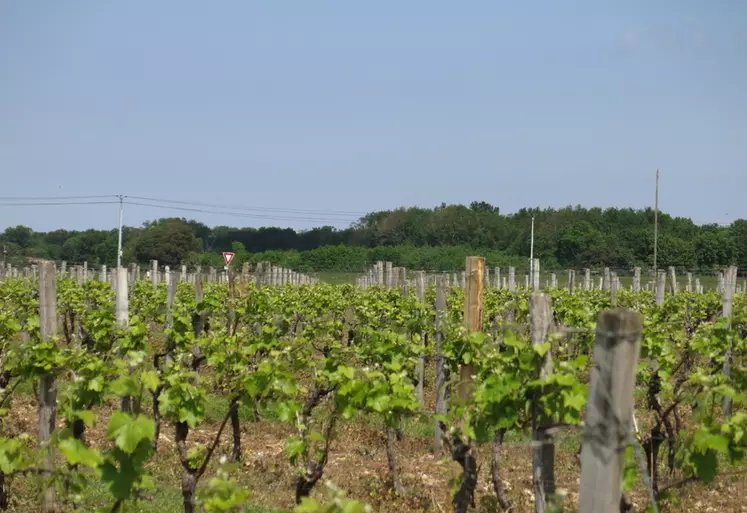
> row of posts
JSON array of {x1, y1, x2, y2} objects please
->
[
  {"x1": 355, "y1": 260, "x2": 745, "y2": 295},
  {"x1": 0, "y1": 260, "x2": 317, "y2": 287}
]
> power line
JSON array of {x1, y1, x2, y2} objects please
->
[
  {"x1": 125, "y1": 195, "x2": 366, "y2": 217},
  {"x1": 123, "y1": 200, "x2": 358, "y2": 224},
  {"x1": 0, "y1": 201, "x2": 121, "y2": 207},
  {"x1": 0, "y1": 195, "x2": 118, "y2": 201}
]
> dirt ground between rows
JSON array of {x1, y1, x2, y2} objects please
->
[{"x1": 5, "y1": 394, "x2": 747, "y2": 513}]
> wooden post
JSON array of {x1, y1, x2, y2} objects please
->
[
  {"x1": 584, "y1": 268, "x2": 591, "y2": 290},
  {"x1": 38, "y1": 262, "x2": 58, "y2": 513},
  {"x1": 385, "y1": 261, "x2": 393, "y2": 289},
  {"x1": 414, "y1": 271, "x2": 426, "y2": 407},
  {"x1": 601, "y1": 267, "x2": 610, "y2": 291},
  {"x1": 508, "y1": 267, "x2": 516, "y2": 291},
  {"x1": 392, "y1": 267, "x2": 401, "y2": 288},
  {"x1": 151, "y1": 260, "x2": 158, "y2": 288},
  {"x1": 116, "y1": 267, "x2": 129, "y2": 327},
  {"x1": 494, "y1": 267, "x2": 501, "y2": 289},
  {"x1": 451, "y1": 256, "x2": 484, "y2": 513},
  {"x1": 656, "y1": 270, "x2": 666, "y2": 306},
  {"x1": 550, "y1": 272, "x2": 557, "y2": 289},
  {"x1": 83, "y1": 261, "x2": 88, "y2": 282},
  {"x1": 228, "y1": 266, "x2": 236, "y2": 332},
  {"x1": 579, "y1": 309, "x2": 643, "y2": 513},
  {"x1": 722, "y1": 266, "x2": 737, "y2": 417},
  {"x1": 529, "y1": 293, "x2": 555, "y2": 513},
  {"x1": 116, "y1": 267, "x2": 131, "y2": 413},
  {"x1": 115, "y1": 268, "x2": 132, "y2": 418},
  {"x1": 532, "y1": 259, "x2": 541, "y2": 290},
  {"x1": 610, "y1": 272, "x2": 618, "y2": 306},
  {"x1": 686, "y1": 272, "x2": 692, "y2": 293},
  {"x1": 100, "y1": 264, "x2": 107, "y2": 283},
  {"x1": 240, "y1": 263, "x2": 250, "y2": 294},
  {"x1": 434, "y1": 276, "x2": 447, "y2": 453},
  {"x1": 632, "y1": 267, "x2": 641, "y2": 293},
  {"x1": 668, "y1": 266, "x2": 677, "y2": 295},
  {"x1": 695, "y1": 277, "x2": 701, "y2": 293},
  {"x1": 374, "y1": 261, "x2": 383, "y2": 285},
  {"x1": 461, "y1": 257, "x2": 484, "y2": 398}
]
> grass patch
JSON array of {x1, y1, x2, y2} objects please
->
[{"x1": 75, "y1": 477, "x2": 282, "y2": 513}]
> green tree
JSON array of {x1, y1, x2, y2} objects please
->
[{"x1": 132, "y1": 219, "x2": 201, "y2": 266}]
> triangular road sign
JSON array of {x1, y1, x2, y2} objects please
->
[{"x1": 222, "y1": 252, "x2": 235, "y2": 266}]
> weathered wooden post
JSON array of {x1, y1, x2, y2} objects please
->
[
  {"x1": 415, "y1": 271, "x2": 426, "y2": 406},
  {"x1": 722, "y1": 266, "x2": 738, "y2": 417},
  {"x1": 529, "y1": 293, "x2": 555, "y2": 513},
  {"x1": 532, "y1": 259, "x2": 541, "y2": 290},
  {"x1": 433, "y1": 276, "x2": 447, "y2": 453},
  {"x1": 567, "y1": 270, "x2": 575, "y2": 294},
  {"x1": 602, "y1": 267, "x2": 610, "y2": 291},
  {"x1": 508, "y1": 267, "x2": 516, "y2": 291},
  {"x1": 151, "y1": 260, "x2": 158, "y2": 288},
  {"x1": 611, "y1": 272, "x2": 619, "y2": 306},
  {"x1": 579, "y1": 309, "x2": 643, "y2": 513},
  {"x1": 385, "y1": 261, "x2": 393, "y2": 289},
  {"x1": 632, "y1": 267, "x2": 641, "y2": 293},
  {"x1": 584, "y1": 269, "x2": 591, "y2": 290},
  {"x1": 668, "y1": 266, "x2": 677, "y2": 295},
  {"x1": 39, "y1": 262, "x2": 58, "y2": 513},
  {"x1": 656, "y1": 270, "x2": 666, "y2": 306},
  {"x1": 451, "y1": 256, "x2": 484, "y2": 513}
]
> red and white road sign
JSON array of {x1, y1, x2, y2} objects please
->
[{"x1": 222, "y1": 252, "x2": 235, "y2": 266}]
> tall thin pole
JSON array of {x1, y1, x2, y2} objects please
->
[
  {"x1": 117, "y1": 195, "x2": 124, "y2": 269},
  {"x1": 653, "y1": 169, "x2": 659, "y2": 275},
  {"x1": 529, "y1": 215, "x2": 535, "y2": 285}
]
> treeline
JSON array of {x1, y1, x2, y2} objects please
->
[{"x1": 2, "y1": 202, "x2": 746, "y2": 272}]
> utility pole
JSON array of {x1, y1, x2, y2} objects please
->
[
  {"x1": 653, "y1": 169, "x2": 659, "y2": 276},
  {"x1": 117, "y1": 195, "x2": 124, "y2": 269},
  {"x1": 529, "y1": 215, "x2": 535, "y2": 286}
]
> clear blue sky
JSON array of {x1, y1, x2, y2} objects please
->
[{"x1": 1, "y1": 1, "x2": 745, "y2": 232}]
